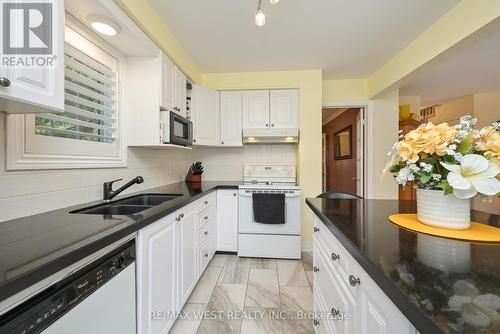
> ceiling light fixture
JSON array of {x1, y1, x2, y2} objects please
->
[
  {"x1": 269, "y1": 0, "x2": 280, "y2": 4},
  {"x1": 87, "y1": 14, "x2": 121, "y2": 36},
  {"x1": 255, "y1": 0, "x2": 265, "y2": 27}
]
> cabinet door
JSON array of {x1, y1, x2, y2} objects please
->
[
  {"x1": 270, "y1": 89, "x2": 298, "y2": 129},
  {"x1": 0, "y1": 1, "x2": 64, "y2": 113},
  {"x1": 175, "y1": 67, "x2": 187, "y2": 117},
  {"x1": 356, "y1": 275, "x2": 412, "y2": 334},
  {"x1": 160, "y1": 53, "x2": 175, "y2": 111},
  {"x1": 216, "y1": 190, "x2": 238, "y2": 251},
  {"x1": 220, "y1": 91, "x2": 243, "y2": 146},
  {"x1": 191, "y1": 85, "x2": 219, "y2": 146},
  {"x1": 137, "y1": 215, "x2": 177, "y2": 334},
  {"x1": 176, "y1": 205, "x2": 198, "y2": 306},
  {"x1": 242, "y1": 90, "x2": 270, "y2": 129}
]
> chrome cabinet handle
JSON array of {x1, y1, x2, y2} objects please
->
[
  {"x1": 204, "y1": 201, "x2": 208, "y2": 204},
  {"x1": 175, "y1": 216, "x2": 181, "y2": 222},
  {"x1": 204, "y1": 231, "x2": 208, "y2": 235},
  {"x1": 204, "y1": 216, "x2": 208, "y2": 220},
  {"x1": 271, "y1": 123, "x2": 275, "y2": 127},
  {"x1": 349, "y1": 275, "x2": 361, "y2": 287},
  {"x1": 313, "y1": 319, "x2": 319, "y2": 326},
  {"x1": 313, "y1": 227, "x2": 320, "y2": 233},
  {"x1": 233, "y1": 193, "x2": 237, "y2": 196},
  {"x1": 193, "y1": 139, "x2": 197, "y2": 143},
  {"x1": 204, "y1": 253, "x2": 209, "y2": 257},
  {"x1": 221, "y1": 141, "x2": 224, "y2": 145},
  {"x1": 313, "y1": 266, "x2": 319, "y2": 272},
  {"x1": 179, "y1": 213, "x2": 184, "y2": 218},
  {"x1": 331, "y1": 308, "x2": 340, "y2": 316},
  {"x1": 266, "y1": 123, "x2": 269, "y2": 127},
  {"x1": 331, "y1": 252, "x2": 340, "y2": 261},
  {"x1": 0, "y1": 77, "x2": 11, "y2": 87}
]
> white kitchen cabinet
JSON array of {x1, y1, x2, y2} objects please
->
[
  {"x1": 0, "y1": 1, "x2": 64, "y2": 113},
  {"x1": 175, "y1": 66, "x2": 187, "y2": 117},
  {"x1": 270, "y1": 89, "x2": 298, "y2": 129},
  {"x1": 160, "y1": 53, "x2": 176, "y2": 112},
  {"x1": 312, "y1": 216, "x2": 413, "y2": 334},
  {"x1": 219, "y1": 91, "x2": 243, "y2": 146},
  {"x1": 242, "y1": 90, "x2": 270, "y2": 129},
  {"x1": 216, "y1": 190, "x2": 239, "y2": 252},
  {"x1": 137, "y1": 214, "x2": 178, "y2": 334},
  {"x1": 176, "y1": 204, "x2": 198, "y2": 306},
  {"x1": 191, "y1": 85, "x2": 219, "y2": 146},
  {"x1": 159, "y1": 52, "x2": 186, "y2": 117}
]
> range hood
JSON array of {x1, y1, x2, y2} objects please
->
[{"x1": 243, "y1": 129, "x2": 299, "y2": 144}]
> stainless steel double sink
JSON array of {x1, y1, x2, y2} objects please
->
[{"x1": 71, "y1": 193, "x2": 183, "y2": 215}]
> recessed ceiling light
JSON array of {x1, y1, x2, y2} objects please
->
[{"x1": 87, "y1": 14, "x2": 121, "y2": 36}]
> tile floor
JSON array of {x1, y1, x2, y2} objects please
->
[{"x1": 170, "y1": 253, "x2": 314, "y2": 334}]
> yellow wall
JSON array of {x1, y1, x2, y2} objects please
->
[
  {"x1": 430, "y1": 95, "x2": 474, "y2": 125},
  {"x1": 368, "y1": 0, "x2": 500, "y2": 98},
  {"x1": 322, "y1": 79, "x2": 368, "y2": 101},
  {"x1": 202, "y1": 71, "x2": 323, "y2": 243},
  {"x1": 114, "y1": 0, "x2": 202, "y2": 83},
  {"x1": 474, "y1": 92, "x2": 500, "y2": 127}
]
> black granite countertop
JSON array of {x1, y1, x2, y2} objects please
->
[
  {"x1": 306, "y1": 198, "x2": 500, "y2": 334},
  {"x1": 0, "y1": 181, "x2": 239, "y2": 304}
]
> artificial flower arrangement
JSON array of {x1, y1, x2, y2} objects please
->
[{"x1": 386, "y1": 116, "x2": 500, "y2": 229}]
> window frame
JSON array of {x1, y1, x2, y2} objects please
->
[{"x1": 6, "y1": 15, "x2": 127, "y2": 170}]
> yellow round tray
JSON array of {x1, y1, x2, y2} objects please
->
[{"x1": 389, "y1": 214, "x2": 500, "y2": 244}]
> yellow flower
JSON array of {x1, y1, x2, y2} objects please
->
[
  {"x1": 398, "y1": 122, "x2": 456, "y2": 161},
  {"x1": 478, "y1": 126, "x2": 500, "y2": 166}
]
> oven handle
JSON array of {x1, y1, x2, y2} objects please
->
[{"x1": 238, "y1": 192, "x2": 301, "y2": 198}]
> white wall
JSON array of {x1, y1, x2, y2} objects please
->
[
  {"x1": 189, "y1": 145, "x2": 297, "y2": 181},
  {"x1": 368, "y1": 90, "x2": 399, "y2": 199},
  {"x1": 0, "y1": 114, "x2": 297, "y2": 222},
  {"x1": 0, "y1": 114, "x2": 193, "y2": 222}
]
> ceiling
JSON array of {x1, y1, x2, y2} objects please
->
[
  {"x1": 150, "y1": 0, "x2": 458, "y2": 79},
  {"x1": 400, "y1": 18, "x2": 500, "y2": 106}
]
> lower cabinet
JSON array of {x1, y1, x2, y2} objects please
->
[
  {"x1": 312, "y1": 216, "x2": 415, "y2": 334},
  {"x1": 137, "y1": 214, "x2": 177, "y2": 334},
  {"x1": 216, "y1": 190, "x2": 238, "y2": 251},
  {"x1": 137, "y1": 195, "x2": 217, "y2": 334},
  {"x1": 176, "y1": 203, "x2": 198, "y2": 306}
]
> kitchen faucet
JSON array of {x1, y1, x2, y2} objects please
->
[{"x1": 103, "y1": 176, "x2": 144, "y2": 202}]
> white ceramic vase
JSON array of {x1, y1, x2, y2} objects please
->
[{"x1": 416, "y1": 189, "x2": 471, "y2": 230}]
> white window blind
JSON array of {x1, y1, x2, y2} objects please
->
[{"x1": 34, "y1": 44, "x2": 117, "y2": 144}]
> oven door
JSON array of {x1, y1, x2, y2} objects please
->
[
  {"x1": 169, "y1": 111, "x2": 193, "y2": 146},
  {"x1": 238, "y1": 189, "x2": 301, "y2": 235}
]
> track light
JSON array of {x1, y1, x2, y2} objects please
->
[{"x1": 255, "y1": 0, "x2": 265, "y2": 26}]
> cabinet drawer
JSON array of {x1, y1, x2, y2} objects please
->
[
  {"x1": 314, "y1": 244, "x2": 355, "y2": 334},
  {"x1": 313, "y1": 218, "x2": 359, "y2": 295},
  {"x1": 197, "y1": 208, "x2": 210, "y2": 230},
  {"x1": 198, "y1": 195, "x2": 212, "y2": 213},
  {"x1": 314, "y1": 286, "x2": 337, "y2": 334},
  {"x1": 198, "y1": 223, "x2": 211, "y2": 246},
  {"x1": 198, "y1": 240, "x2": 211, "y2": 275}
]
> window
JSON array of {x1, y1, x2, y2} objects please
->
[{"x1": 6, "y1": 21, "x2": 126, "y2": 170}]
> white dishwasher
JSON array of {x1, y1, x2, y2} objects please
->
[{"x1": 0, "y1": 240, "x2": 136, "y2": 334}]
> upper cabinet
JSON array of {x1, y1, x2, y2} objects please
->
[
  {"x1": 191, "y1": 86, "x2": 243, "y2": 147},
  {"x1": 0, "y1": 1, "x2": 64, "y2": 113},
  {"x1": 242, "y1": 89, "x2": 298, "y2": 130},
  {"x1": 160, "y1": 52, "x2": 187, "y2": 118},
  {"x1": 270, "y1": 89, "x2": 298, "y2": 129},
  {"x1": 191, "y1": 85, "x2": 219, "y2": 146},
  {"x1": 220, "y1": 91, "x2": 243, "y2": 146},
  {"x1": 160, "y1": 53, "x2": 175, "y2": 112},
  {"x1": 242, "y1": 90, "x2": 270, "y2": 129}
]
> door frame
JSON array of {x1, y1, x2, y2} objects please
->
[{"x1": 322, "y1": 100, "x2": 374, "y2": 199}]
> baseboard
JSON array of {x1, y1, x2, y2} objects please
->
[{"x1": 301, "y1": 242, "x2": 312, "y2": 252}]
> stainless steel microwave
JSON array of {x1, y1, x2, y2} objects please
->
[{"x1": 160, "y1": 111, "x2": 193, "y2": 146}]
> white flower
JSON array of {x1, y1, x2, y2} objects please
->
[
  {"x1": 419, "y1": 162, "x2": 433, "y2": 173},
  {"x1": 441, "y1": 154, "x2": 500, "y2": 199},
  {"x1": 448, "y1": 280, "x2": 500, "y2": 328},
  {"x1": 449, "y1": 144, "x2": 457, "y2": 151},
  {"x1": 431, "y1": 174, "x2": 442, "y2": 181},
  {"x1": 408, "y1": 164, "x2": 420, "y2": 172}
]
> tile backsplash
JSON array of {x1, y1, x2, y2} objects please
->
[{"x1": 0, "y1": 114, "x2": 297, "y2": 222}]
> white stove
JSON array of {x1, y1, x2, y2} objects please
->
[{"x1": 238, "y1": 164, "x2": 301, "y2": 259}]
